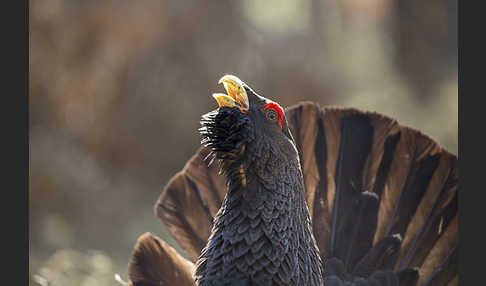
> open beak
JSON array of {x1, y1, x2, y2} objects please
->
[{"x1": 212, "y1": 75, "x2": 249, "y2": 113}]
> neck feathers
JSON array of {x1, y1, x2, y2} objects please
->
[{"x1": 195, "y1": 145, "x2": 323, "y2": 285}]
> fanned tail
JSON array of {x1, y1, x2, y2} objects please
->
[
  {"x1": 286, "y1": 102, "x2": 458, "y2": 286},
  {"x1": 126, "y1": 102, "x2": 458, "y2": 286}
]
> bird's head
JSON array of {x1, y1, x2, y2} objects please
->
[{"x1": 200, "y1": 75, "x2": 298, "y2": 189}]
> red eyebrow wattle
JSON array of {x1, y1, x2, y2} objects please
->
[{"x1": 264, "y1": 102, "x2": 284, "y2": 129}]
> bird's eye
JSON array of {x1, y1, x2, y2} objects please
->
[{"x1": 266, "y1": 110, "x2": 278, "y2": 122}]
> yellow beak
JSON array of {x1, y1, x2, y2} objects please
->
[
  {"x1": 212, "y1": 93, "x2": 237, "y2": 108},
  {"x1": 212, "y1": 75, "x2": 249, "y2": 113}
]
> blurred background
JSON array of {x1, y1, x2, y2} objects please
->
[{"x1": 29, "y1": 0, "x2": 457, "y2": 285}]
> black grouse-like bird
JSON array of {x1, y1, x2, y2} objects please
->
[{"x1": 126, "y1": 75, "x2": 458, "y2": 286}]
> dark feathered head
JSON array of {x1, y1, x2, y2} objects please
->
[{"x1": 200, "y1": 75, "x2": 299, "y2": 191}]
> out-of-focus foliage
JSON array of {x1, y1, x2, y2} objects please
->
[
  {"x1": 29, "y1": 0, "x2": 456, "y2": 285},
  {"x1": 31, "y1": 249, "x2": 123, "y2": 286}
]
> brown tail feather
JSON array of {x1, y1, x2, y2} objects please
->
[
  {"x1": 396, "y1": 154, "x2": 458, "y2": 271},
  {"x1": 128, "y1": 101, "x2": 457, "y2": 285},
  {"x1": 418, "y1": 216, "x2": 458, "y2": 286},
  {"x1": 327, "y1": 110, "x2": 375, "y2": 258},
  {"x1": 128, "y1": 232, "x2": 195, "y2": 286},
  {"x1": 154, "y1": 147, "x2": 225, "y2": 262}
]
